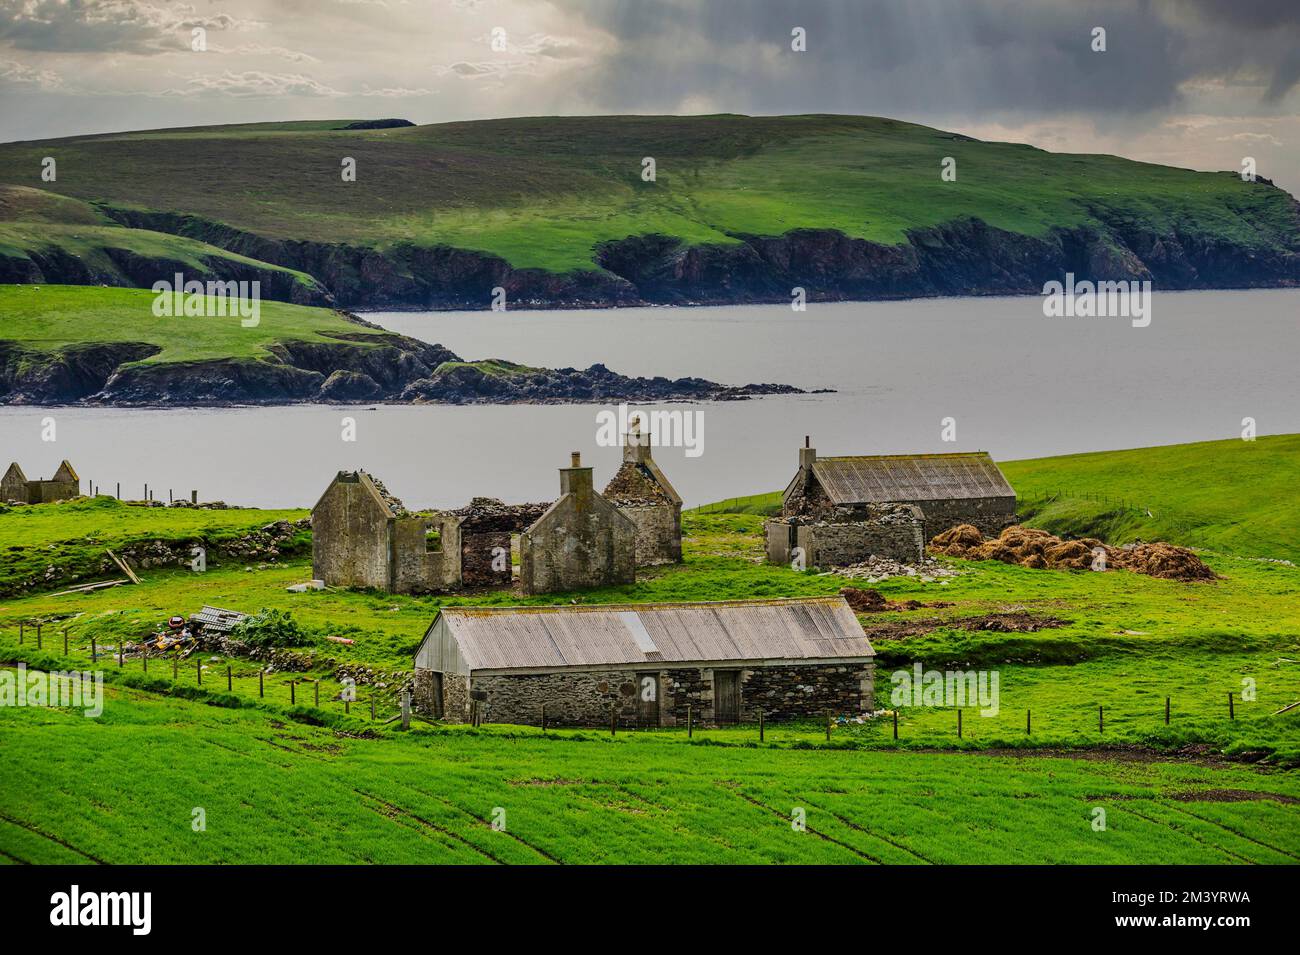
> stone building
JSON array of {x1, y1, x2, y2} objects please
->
[
  {"x1": 450, "y1": 497, "x2": 552, "y2": 588},
  {"x1": 413, "y1": 596, "x2": 875, "y2": 726},
  {"x1": 602, "y1": 424, "x2": 682, "y2": 565},
  {"x1": 2, "y1": 460, "x2": 80, "y2": 504},
  {"x1": 311, "y1": 470, "x2": 462, "y2": 593},
  {"x1": 776, "y1": 439, "x2": 1017, "y2": 548},
  {"x1": 520, "y1": 452, "x2": 636, "y2": 595}
]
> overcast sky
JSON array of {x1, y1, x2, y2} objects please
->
[{"x1": 4, "y1": 0, "x2": 1300, "y2": 193}]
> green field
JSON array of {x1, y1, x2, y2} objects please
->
[
  {"x1": 2, "y1": 436, "x2": 1298, "y2": 863},
  {"x1": 3, "y1": 114, "x2": 1296, "y2": 274},
  {"x1": 0, "y1": 285, "x2": 388, "y2": 365}
]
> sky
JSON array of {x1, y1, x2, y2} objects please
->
[{"x1": 3, "y1": 0, "x2": 1300, "y2": 194}]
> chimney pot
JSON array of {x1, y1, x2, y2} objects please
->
[{"x1": 570, "y1": 451, "x2": 581, "y2": 468}]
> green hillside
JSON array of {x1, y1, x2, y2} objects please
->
[
  {"x1": 3, "y1": 114, "x2": 1295, "y2": 276},
  {"x1": 696, "y1": 435, "x2": 1300, "y2": 563}
]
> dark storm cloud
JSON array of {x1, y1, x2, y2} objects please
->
[{"x1": 561, "y1": 0, "x2": 1300, "y2": 116}]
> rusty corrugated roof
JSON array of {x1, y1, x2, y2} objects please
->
[
  {"x1": 811, "y1": 452, "x2": 1014, "y2": 504},
  {"x1": 435, "y1": 597, "x2": 873, "y2": 671}
]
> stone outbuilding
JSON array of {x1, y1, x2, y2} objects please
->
[
  {"x1": 413, "y1": 596, "x2": 875, "y2": 727},
  {"x1": 311, "y1": 470, "x2": 462, "y2": 593},
  {"x1": 520, "y1": 452, "x2": 636, "y2": 595},
  {"x1": 774, "y1": 440, "x2": 1017, "y2": 561},
  {"x1": 602, "y1": 424, "x2": 682, "y2": 565},
  {"x1": 2, "y1": 460, "x2": 80, "y2": 504}
]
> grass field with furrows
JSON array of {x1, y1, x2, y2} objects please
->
[
  {"x1": 1, "y1": 435, "x2": 1298, "y2": 863},
  {"x1": 3, "y1": 114, "x2": 1295, "y2": 273}
]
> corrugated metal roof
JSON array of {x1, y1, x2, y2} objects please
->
[
  {"x1": 190, "y1": 605, "x2": 248, "y2": 633},
  {"x1": 432, "y1": 597, "x2": 873, "y2": 671},
  {"x1": 811, "y1": 452, "x2": 1014, "y2": 504}
]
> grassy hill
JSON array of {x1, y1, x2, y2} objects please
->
[
  {"x1": 695, "y1": 434, "x2": 1300, "y2": 563},
  {"x1": 3, "y1": 115, "x2": 1296, "y2": 307}
]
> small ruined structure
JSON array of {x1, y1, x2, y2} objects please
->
[
  {"x1": 413, "y1": 596, "x2": 875, "y2": 726},
  {"x1": 602, "y1": 423, "x2": 682, "y2": 565},
  {"x1": 2, "y1": 460, "x2": 80, "y2": 504},
  {"x1": 312, "y1": 470, "x2": 461, "y2": 593},
  {"x1": 450, "y1": 497, "x2": 551, "y2": 588},
  {"x1": 520, "y1": 452, "x2": 636, "y2": 595},
  {"x1": 768, "y1": 439, "x2": 1017, "y2": 567}
]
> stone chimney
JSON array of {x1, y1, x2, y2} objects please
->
[
  {"x1": 623, "y1": 418, "x2": 652, "y2": 465},
  {"x1": 560, "y1": 451, "x2": 594, "y2": 497},
  {"x1": 799, "y1": 434, "x2": 816, "y2": 471}
]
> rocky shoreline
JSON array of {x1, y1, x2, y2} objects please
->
[{"x1": 0, "y1": 327, "x2": 808, "y2": 407}]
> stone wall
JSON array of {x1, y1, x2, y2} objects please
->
[
  {"x1": 312, "y1": 477, "x2": 391, "y2": 590},
  {"x1": 520, "y1": 493, "x2": 636, "y2": 595},
  {"x1": 392, "y1": 515, "x2": 462, "y2": 593},
  {"x1": 419, "y1": 661, "x2": 875, "y2": 727},
  {"x1": 412, "y1": 668, "x2": 471, "y2": 720},
  {"x1": 766, "y1": 505, "x2": 924, "y2": 567},
  {"x1": 460, "y1": 530, "x2": 512, "y2": 587},
  {"x1": 617, "y1": 502, "x2": 682, "y2": 565},
  {"x1": 904, "y1": 496, "x2": 1017, "y2": 540}
]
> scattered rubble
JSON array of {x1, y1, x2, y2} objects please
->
[
  {"x1": 929, "y1": 524, "x2": 1219, "y2": 582},
  {"x1": 829, "y1": 554, "x2": 961, "y2": 583}
]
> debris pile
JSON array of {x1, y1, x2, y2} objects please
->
[
  {"x1": 929, "y1": 524, "x2": 1218, "y2": 582},
  {"x1": 830, "y1": 554, "x2": 961, "y2": 583},
  {"x1": 839, "y1": 587, "x2": 954, "y2": 613}
]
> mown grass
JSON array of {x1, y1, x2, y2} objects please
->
[
  {"x1": 0, "y1": 285, "x2": 388, "y2": 365},
  {"x1": 2, "y1": 682, "x2": 1298, "y2": 864},
  {"x1": 2, "y1": 114, "x2": 1294, "y2": 273}
]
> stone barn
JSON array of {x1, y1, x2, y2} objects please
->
[
  {"x1": 2, "y1": 460, "x2": 80, "y2": 504},
  {"x1": 412, "y1": 596, "x2": 875, "y2": 727},
  {"x1": 602, "y1": 424, "x2": 683, "y2": 565},
  {"x1": 779, "y1": 440, "x2": 1017, "y2": 543},
  {"x1": 520, "y1": 452, "x2": 636, "y2": 595},
  {"x1": 312, "y1": 470, "x2": 462, "y2": 593}
]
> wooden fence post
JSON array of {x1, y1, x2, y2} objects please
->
[
  {"x1": 63, "y1": 628, "x2": 68, "y2": 656},
  {"x1": 227, "y1": 666, "x2": 232, "y2": 692},
  {"x1": 610, "y1": 705, "x2": 616, "y2": 737},
  {"x1": 142, "y1": 654, "x2": 147, "y2": 673},
  {"x1": 370, "y1": 695, "x2": 375, "y2": 720},
  {"x1": 759, "y1": 710, "x2": 764, "y2": 742},
  {"x1": 118, "y1": 644, "x2": 123, "y2": 667},
  {"x1": 957, "y1": 709, "x2": 963, "y2": 739},
  {"x1": 893, "y1": 709, "x2": 899, "y2": 740},
  {"x1": 91, "y1": 637, "x2": 97, "y2": 662},
  {"x1": 401, "y1": 690, "x2": 411, "y2": 730},
  {"x1": 290, "y1": 681, "x2": 295, "y2": 705},
  {"x1": 825, "y1": 710, "x2": 832, "y2": 741},
  {"x1": 1026, "y1": 709, "x2": 1031, "y2": 735},
  {"x1": 36, "y1": 625, "x2": 42, "y2": 651},
  {"x1": 1228, "y1": 692, "x2": 1235, "y2": 720},
  {"x1": 314, "y1": 680, "x2": 320, "y2": 707},
  {"x1": 259, "y1": 671, "x2": 264, "y2": 698},
  {"x1": 687, "y1": 704, "x2": 693, "y2": 738},
  {"x1": 1099, "y1": 705, "x2": 1104, "y2": 734},
  {"x1": 541, "y1": 703, "x2": 547, "y2": 733},
  {"x1": 196, "y1": 659, "x2": 201, "y2": 684},
  {"x1": 18, "y1": 623, "x2": 23, "y2": 645},
  {"x1": 1165, "y1": 696, "x2": 1170, "y2": 725}
]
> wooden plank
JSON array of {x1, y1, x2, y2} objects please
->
[
  {"x1": 49, "y1": 579, "x2": 128, "y2": 597},
  {"x1": 105, "y1": 549, "x2": 141, "y2": 585}
]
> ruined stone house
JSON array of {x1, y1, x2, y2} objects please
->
[
  {"x1": 311, "y1": 470, "x2": 462, "y2": 594},
  {"x1": 602, "y1": 424, "x2": 682, "y2": 565},
  {"x1": 413, "y1": 596, "x2": 875, "y2": 726},
  {"x1": 2, "y1": 460, "x2": 80, "y2": 504},
  {"x1": 520, "y1": 452, "x2": 636, "y2": 594},
  {"x1": 767, "y1": 440, "x2": 1016, "y2": 567},
  {"x1": 312, "y1": 452, "x2": 638, "y2": 596}
]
